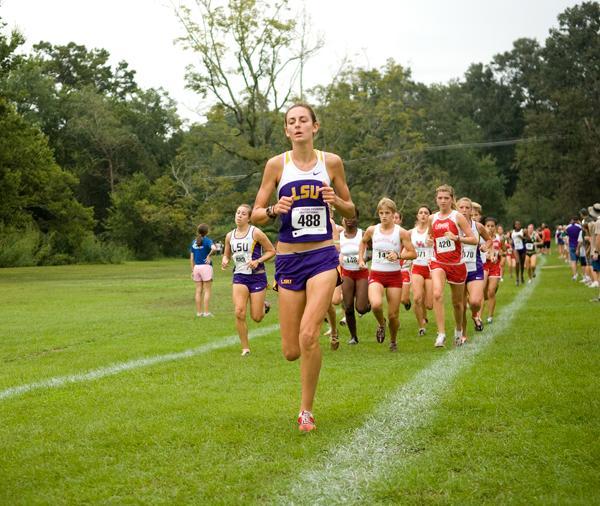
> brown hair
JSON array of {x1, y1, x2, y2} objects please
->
[
  {"x1": 284, "y1": 103, "x2": 318, "y2": 125},
  {"x1": 471, "y1": 201, "x2": 482, "y2": 213},
  {"x1": 196, "y1": 223, "x2": 209, "y2": 245},
  {"x1": 237, "y1": 204, "x2": 252, "y2": 215}
]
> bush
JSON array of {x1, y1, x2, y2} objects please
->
[
  {"x1": 76, "y1": 234, "x2": 132, "y2": 264},
  {"x1": 0, "y1": 226, "x2": 41, "y2": 267}
]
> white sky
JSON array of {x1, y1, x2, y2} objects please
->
[{"x1": 1, "y1": 0, "x2": 580, "y2": 123}]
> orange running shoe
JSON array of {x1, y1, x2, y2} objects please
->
[{"x1": 298, "y1": 410, "x2": 316, "y2": 433}]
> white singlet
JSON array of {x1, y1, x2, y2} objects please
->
[
  {"x1": 229, "y1": 225, "x2": 259, "y2": 275},
  {"x1": 461, "y1": 221, "x2": 479, "y2": 273},
  {"x1": 411, "y1": 227, "x2": 433, "y2": 267},
  {"x1": 371, "y1": 224, "x2": 402, "y2": 272},
  {"x1": 340, "y1": 228, "x2": 363, "y2": 271}
]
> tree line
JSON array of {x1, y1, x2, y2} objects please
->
[{"x1": 0, "y1": 1, "x2": 598, "y2": 266}]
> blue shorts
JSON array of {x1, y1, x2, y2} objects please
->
[
  {"x1": 569, "y1": 247, "x2": 578, "y2": 262},
  {"x1": 275, "y1": 245, "x2": 340, "y2": 291},
  {"x1": 592, "y1": 258, "x2": 600, "y2": 272},
  {"x1": 466, "y1": 265, "x2": 485, "y2": 283},
  {"x1": 233, "y1": 272, "x2": 268, "y2": 292}
]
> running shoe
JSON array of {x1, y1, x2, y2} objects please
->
[
  {"x1": 330, "y1": 333, "x2": 340, "y2": 351},
  {"x1": 339, "y1": 316, "x2": 347, "y2": 326},
  {"x1": 589, "y1": 281, "x2": 599, "y2": 288},
  {"x1": 435, "y1": 334, "x2": 446, "y2": 347},
  {"x1": 389, "y1": 341, "x2": 397, "y2": 352},
  {"x1": 528, "y1": 279, "x2": 532, "y2": 284},
  {"x1": 348, "y1": 337, "x2": 359, "y2": 345},
  {"x1": 572, "y1": 274, "x2": 578, "y2": 281},
  {"x1": 455, "y1": 336, "x2": 467, "y2": 347},
  {"x1": 264, "y1": 301, "x2": 271, "y2": 314},
  {"x1": 403, "y1": 302, "x2": 412, "y2": 311},
  {"x1": 196, "y1": 312, "x2": 202, "y2": 317},
  {"x1": 241, "y1": 349, "x2": 250, "y2": 357},
  {"x1": 298, "y1": 410, "x2": 316, "y2": 433},
  {"x1": 203, "y1": 312, "x2": 214, "y2": 317},
  {"x1": 418, "y1": 328, "x2": 426, "y2": 336},
  {"x1": 376, "y1": 321, "x2": 386, "y2": 343},
  {"x1": 486, "y1": 316, "x2": 493, "y2": 324},
  {"x1": 472, "y1": 317, "x2": 484, "y2": 332},
  {"x1": 324, "y1": 327, "x2": 332, "y2": 336}
]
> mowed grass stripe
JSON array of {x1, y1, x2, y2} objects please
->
[
  {"x1": 281, "y1": 262, "x2": 543, "y2": 505},
  {"x1": 0, "y1": 324, "x2": 279, "y2": 401}
]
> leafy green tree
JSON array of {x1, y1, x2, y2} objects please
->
[
  {"x1": 509, "y1": 1, "x2": 600, "y2": 223},
  {"x1": 176, "y1": 0, "x2": 321, "y2": 161},
  {"x1": 0, "y1": 96, "x2": 94, "y2": 263}
]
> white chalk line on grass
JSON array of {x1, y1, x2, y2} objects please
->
[
  {"x1": 283, "y1": 262, "x2": 544, "y2": 506},
  {"x1": 0, "y1": 324, "x2": 279, "y2": 402}
]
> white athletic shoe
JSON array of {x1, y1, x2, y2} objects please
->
[
  {"x1": 487, "y1": 317, "x2": 493, "y2": 324},
  {"x1": 196, "y1": 312, "x2": 202, "y2": 317},
  {"x1": 572, "y1": 274, "x2": 578, "y2": 281},
  {"x1": 324, "y1": 327, "x2": 332, "y2": 336},
  {"x1": 339, "y1": 316, "x2": 347, "y2": 326},
  {"x1": 203, "y1": 312, "x2": 214, "y2": 317},
  {"x1": 435, "y1": 334, "x2": 446, "y2": 348},
  {"x1": 241, "y1": 349, "x2": 250, "y2": 357},
  {"x1": 418, "y1": 328, "x2": 426, "y2": 336},
  {"x1": 589, "y1": 281, "x2": 599, "y2": 288}
]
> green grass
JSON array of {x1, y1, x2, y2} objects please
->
[{"x1": 0, "y1": 255, "x2": 598, "y2": 504}]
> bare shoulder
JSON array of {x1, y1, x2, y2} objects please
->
[{"x1": 323, "y1": 151, "x2": 343, "y2": 170}]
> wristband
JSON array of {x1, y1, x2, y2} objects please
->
[{"x1": 266, "y1": 205, "x2": 277, "y2": 219}]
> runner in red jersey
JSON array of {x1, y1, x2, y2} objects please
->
[
  {"x1": 482, "y1": 217, "x2": 505, "y2": 324},
  {"x1": 428, "y1": 185, "x2": 477, "y2": 348}
]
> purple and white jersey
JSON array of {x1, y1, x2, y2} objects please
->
[
  {"x1": 461, "y1": 220, "x2": 481, "y2": 273},
  {"x1": 230, "y1": 226, "x2": 264, "y2": 275},
  {"x1": 277, "y1": 150, "x2": 332, "y2": 244}
]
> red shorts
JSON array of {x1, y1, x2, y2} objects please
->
[
  {"x1": 368, "y1": 270, "x2": 403, "y2": 288},
  {"x1": 411, "y1": 264, "x2": 431, "y2": 280},
  {"x1": 401, "y1": 270, "x2": 411, "y2": 284},
  {"x1": 341, "y1": 266, "x2": 369, "y2": 280},
  {"x1": 485, "y1": 261, "x2": 502, "y2": 278},
  {"x1": 430, "y1": 260, "x2": 467, "y2": 284}
]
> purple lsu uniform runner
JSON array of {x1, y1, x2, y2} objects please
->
[
  {"x1": 230, "y1": 225, "x2": 267, "y2": 292},
  {"x1": 274, "y1": 150, "x2": 339, "y2": 291}
]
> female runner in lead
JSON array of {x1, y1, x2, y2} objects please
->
[
  {"x1": 221, "y1": 204, "x2": 276, "y2": 356},
  {"x1": 410, "y1": 205, "x2": 434, "y2": 336},
  {"x1": 251, "y1": 103, "x2": 355, "y2": 433},
  {"x1": 428, "y1": 185, "x2": 477, "y2": 347}
]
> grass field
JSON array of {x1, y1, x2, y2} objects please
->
[{"x1": 1, "y1": 255, "x2": 598, "y2": 505}]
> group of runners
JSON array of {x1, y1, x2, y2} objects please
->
[
  {"x1": 187, "y1": 102, "x2": 594, "y2": 432},
  {"x1": 555, "y1": 207, "x2": 600, "y2": 294}
]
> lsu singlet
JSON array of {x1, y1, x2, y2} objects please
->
[
  {"x1": 277, "y1": 150, "x2": 332, "y2": 244},
  {"x1": 229, "y1": 226, "x2": 264, "y2": 275},
  {"x1": 461, "y1": 220, "x2": 480, "y2": 273}
]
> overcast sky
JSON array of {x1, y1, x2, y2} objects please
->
[{"x1": 1, "y1": 0, "x2": 580, "y2": 123}]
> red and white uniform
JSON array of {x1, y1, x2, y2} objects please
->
[
  {"x1": 369, "y1": 224, "x2": 402, "y2": 288},
  {"x1": 411, "y1": 227, "x2": 433, "y2": 280},
  {"x1": 484, "y1": 234, "x2": 503, "y2": 278},
  {"x1": 340, "y1": 228, "x2": 369, "y2": 280},
  {"x1": 430, "y1": 210, "x2": 467, "y2": 284}
]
